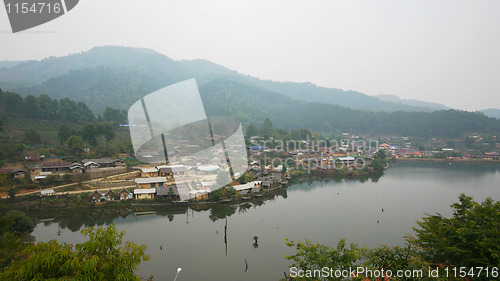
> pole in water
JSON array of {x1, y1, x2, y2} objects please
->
[{"x1": 173, "y1": 267, "x2": 182, "y2": 281}]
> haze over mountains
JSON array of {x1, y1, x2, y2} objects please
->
[
  {"x1": 1, "y1": 46, "x2": 499, "y2": 138},
  {"x1": 1, "y1": 46, "x2": 487, "y2": 114}
]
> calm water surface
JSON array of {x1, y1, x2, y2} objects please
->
[{"x1": 32, "y1": 161, "x2": 500, "y2": 280}]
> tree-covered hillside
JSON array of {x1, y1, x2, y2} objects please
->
[
  {"x1": 200, "y1": 79, "x2": 500, "y2": 137},
  {"x1": 0, "y1": 46, "x2": 456, "y2": 113}
]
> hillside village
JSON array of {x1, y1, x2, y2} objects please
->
[{"x1": 1, "y1": 130, "x2": 499, "y2": 203}]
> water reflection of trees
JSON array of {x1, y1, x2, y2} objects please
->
[
  {"x1": 289, "y1": 172, "x2": 384, "y2": 192},
  {"x1": 30, "y1": 190, "x2": 288, "y2": 230}
]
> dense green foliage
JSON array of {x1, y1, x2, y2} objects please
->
[
  {"x1": 0, "y1": 90, "x2": 127, "y2": 125},
  {"x1": 0, "y1": 210, "x2": 34, "y2": 271},
  {"x1": 1, "y1": 46, "x2": 451, "y2": 114},
  {"x1": 0, "y1": 91, "x2": 95, "y2": 122},
  {"x1": 0, "y1": 223, "x2": 149, "y2": 280},
  {"x1": 201, "y1": 80, "x2": 500, "y2": 138},
  {"x1": 285, "y1": 194, "x2": 500, "y2": 281},
  {"x1": 413, "y1": 194, "x2": 500, "y2": 269},
  {"x1": 0, "y1": 90, "x2": 132, "y2": 165},
  {"x1": 2, "y1": 47, "x2": 498, "y2": 138}
]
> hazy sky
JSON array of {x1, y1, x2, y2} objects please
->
[{"x1": 1, "y1": 0, "x2": 499, "y2": 111}]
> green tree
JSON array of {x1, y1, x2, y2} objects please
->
[
  {"x1": 238, "y1": 173, "x2": 248, "y2": 184},
  {"x1": 371, "y1": 159, "x2": 384, "y2": 171},
  {"x1": 413, "y1": 194, "x2": 500, "y2": 270},
  {"x1": 82, "y1": 124, "x2": 98, "y2": 146},
  {"x1": 374, "y1": 150, "x2": 386, "y2": 160},
  {"x1": 283, "y1": 195, "x2": 500, "y2": 281},
  {"x1": 23, "y1": 128, "x2": 42, "y2": 145},
  {"x1": 66, "y1": 135, "x2": 83, "y2": 155},
  {"x1": 261, "y1": 118, "x2": 274, "y2": 136},
  {"x1": 7, "y1": 187, "x2": 17, "y2": 200},
  {"x1": 3, "y1": 210, "x2": 35, "y2": 236},
  {"x1": 102, "y1": 107, "x2": 127, "y2": 124},
  {"x1": 285, "y1": 238, "x2": 366, "y2": 281},
  {"x1": 58, "y1": 124, "x2": 73, "y2": 145},
  {"x1": 0, "y1": 210, "x2": 35, "y2": 271},
  {"x1": 262, "y1": 118, "x2": 273, "y2": 129},
  {"x1": 0, "y1": 223, "x2": 149, "y2": 280},
  {"x1": 464, "y1": 136, "x2": 475, "y2": 149},
  {"x1": 246, "y1": 124, "x2": 258, "y2": 137},
  {"x1": 209, "y1": 188, "x2": 224, "y2": 201}
]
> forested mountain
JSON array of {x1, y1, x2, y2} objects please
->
[
  {"x1": 0, "y1": 46, "x2": 499, "y2": 137},
  {"x1": 0, "y1": 47, "x2": 185, "y2": 85},
  {"x1": 13, "y1": 67, "x2": 166, "y2": 112},
  {"x1": 200, "y1": 79, "x2": 500, "y2": 137},
  {"x1": 1, "y1": 79, "x2": 499, "y2": 139},
  {"x1": 376, "y1": 94, "x2": 449, "y2": 111},
  {"x1": 0, "y1": 89, "x2": 95, "y2": 123},
  {"x1": 480, "y1": 108, "x2": 500, "y2": 119},
  {"x1": 0, "y1": 46, "x2": 458, "y2": 113},
  {"x1": 0, "y1": 60, "x2": 26, "y2": 70}
]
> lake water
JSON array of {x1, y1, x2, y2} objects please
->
[{"x1": 32, "y1": 161, "x2": 500, "y2": 280}]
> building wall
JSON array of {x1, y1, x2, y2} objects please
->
[
  {"x1": 141, "y1": 171, "x2": 158, "y2": 178},
  {"x1": 135, "y1": 193, "x2": 155, "y2": 200}
]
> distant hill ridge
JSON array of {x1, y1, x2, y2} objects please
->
[{"x1": 0, "y1": 46, "x2": 470, "y2": 114}]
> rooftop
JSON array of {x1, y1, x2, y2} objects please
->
[
  {"x1": 133, "y1": 188, "x2": 156, "y2": 194},
  {"x1": 134, "y1": 177, "x2": 168, "y2": 184},
  {"x1": 140, "y1": 167, "x2": 159, "y2": 173}
]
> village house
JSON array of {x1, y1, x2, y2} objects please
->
[
  {"x1": 40, "y1": 189, "x2": 54, "y2": 197},
  {"x1": 28, "y1": 164, "x2": 42, "y2": 174},
  {"x1": 410, "y1": 151, "x2": 423, "y2": 158},
  {"x1": 118, "y1": 188, "x2": 133, "y2": 200},
  {"x1": 197, "y1": 181, "x2": 216, "y2": 190},
  {"x1": 192, "y1": 165, "x2": 220, "y2": 174},
  {"x1": 89, "y1": 190, "x2": 104, "y2": 202},
  {"x1": 134, "y1": 177, "x2": 168, "y2": 189},
  {"x1": 82, "y1": 158, "x2": 125, "y2": 168},
  {"x1": 140, "y1": 167, "x2": 159, "y2": 177},
  {"x1": 42, "y1": 161, "x2": 72, "y2": 173},
  {"x1": 189, "y1": 189, "x2": 210, "y2": 201},
  {"x1": 11, "y1": 169, "x2": 28, "y2": 178},
  {"x1": 102, "y1": 189, "x2": 116, "y2": 201},
  {"x1": 259, "y1": 172, "x2": 283, "y2": 188},
  {"x1": 156, "y1": 185, "x2": 176, "y2": 198},
  {"x1": 156, "y1": 165, "x2": 188, "y2": 177},
  {"x1": 233, "y1": 181, "x2": 262, "y2": 194},
  {"x1": 70, "y1": 163, "x2": 85, "y2": 173},
  {"x1": 133, "y1": 188, "x2": 156, "y2": 200},
  {"x1": 88, "y1": 189, "x2": 116, "y2": 202},
  {"x1": 34, "y1": 171, "x2": 52, "y2": 183},
  {"x1": 379, "y1": 143, "x2": 391, "y2": 150},
  {"x1": 83, "y1": 160, "x2": 99, "y2": 169}
]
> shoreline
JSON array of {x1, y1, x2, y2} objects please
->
[{"x1": 394, "y1": 158, "x2": 500, "y2": 163}]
